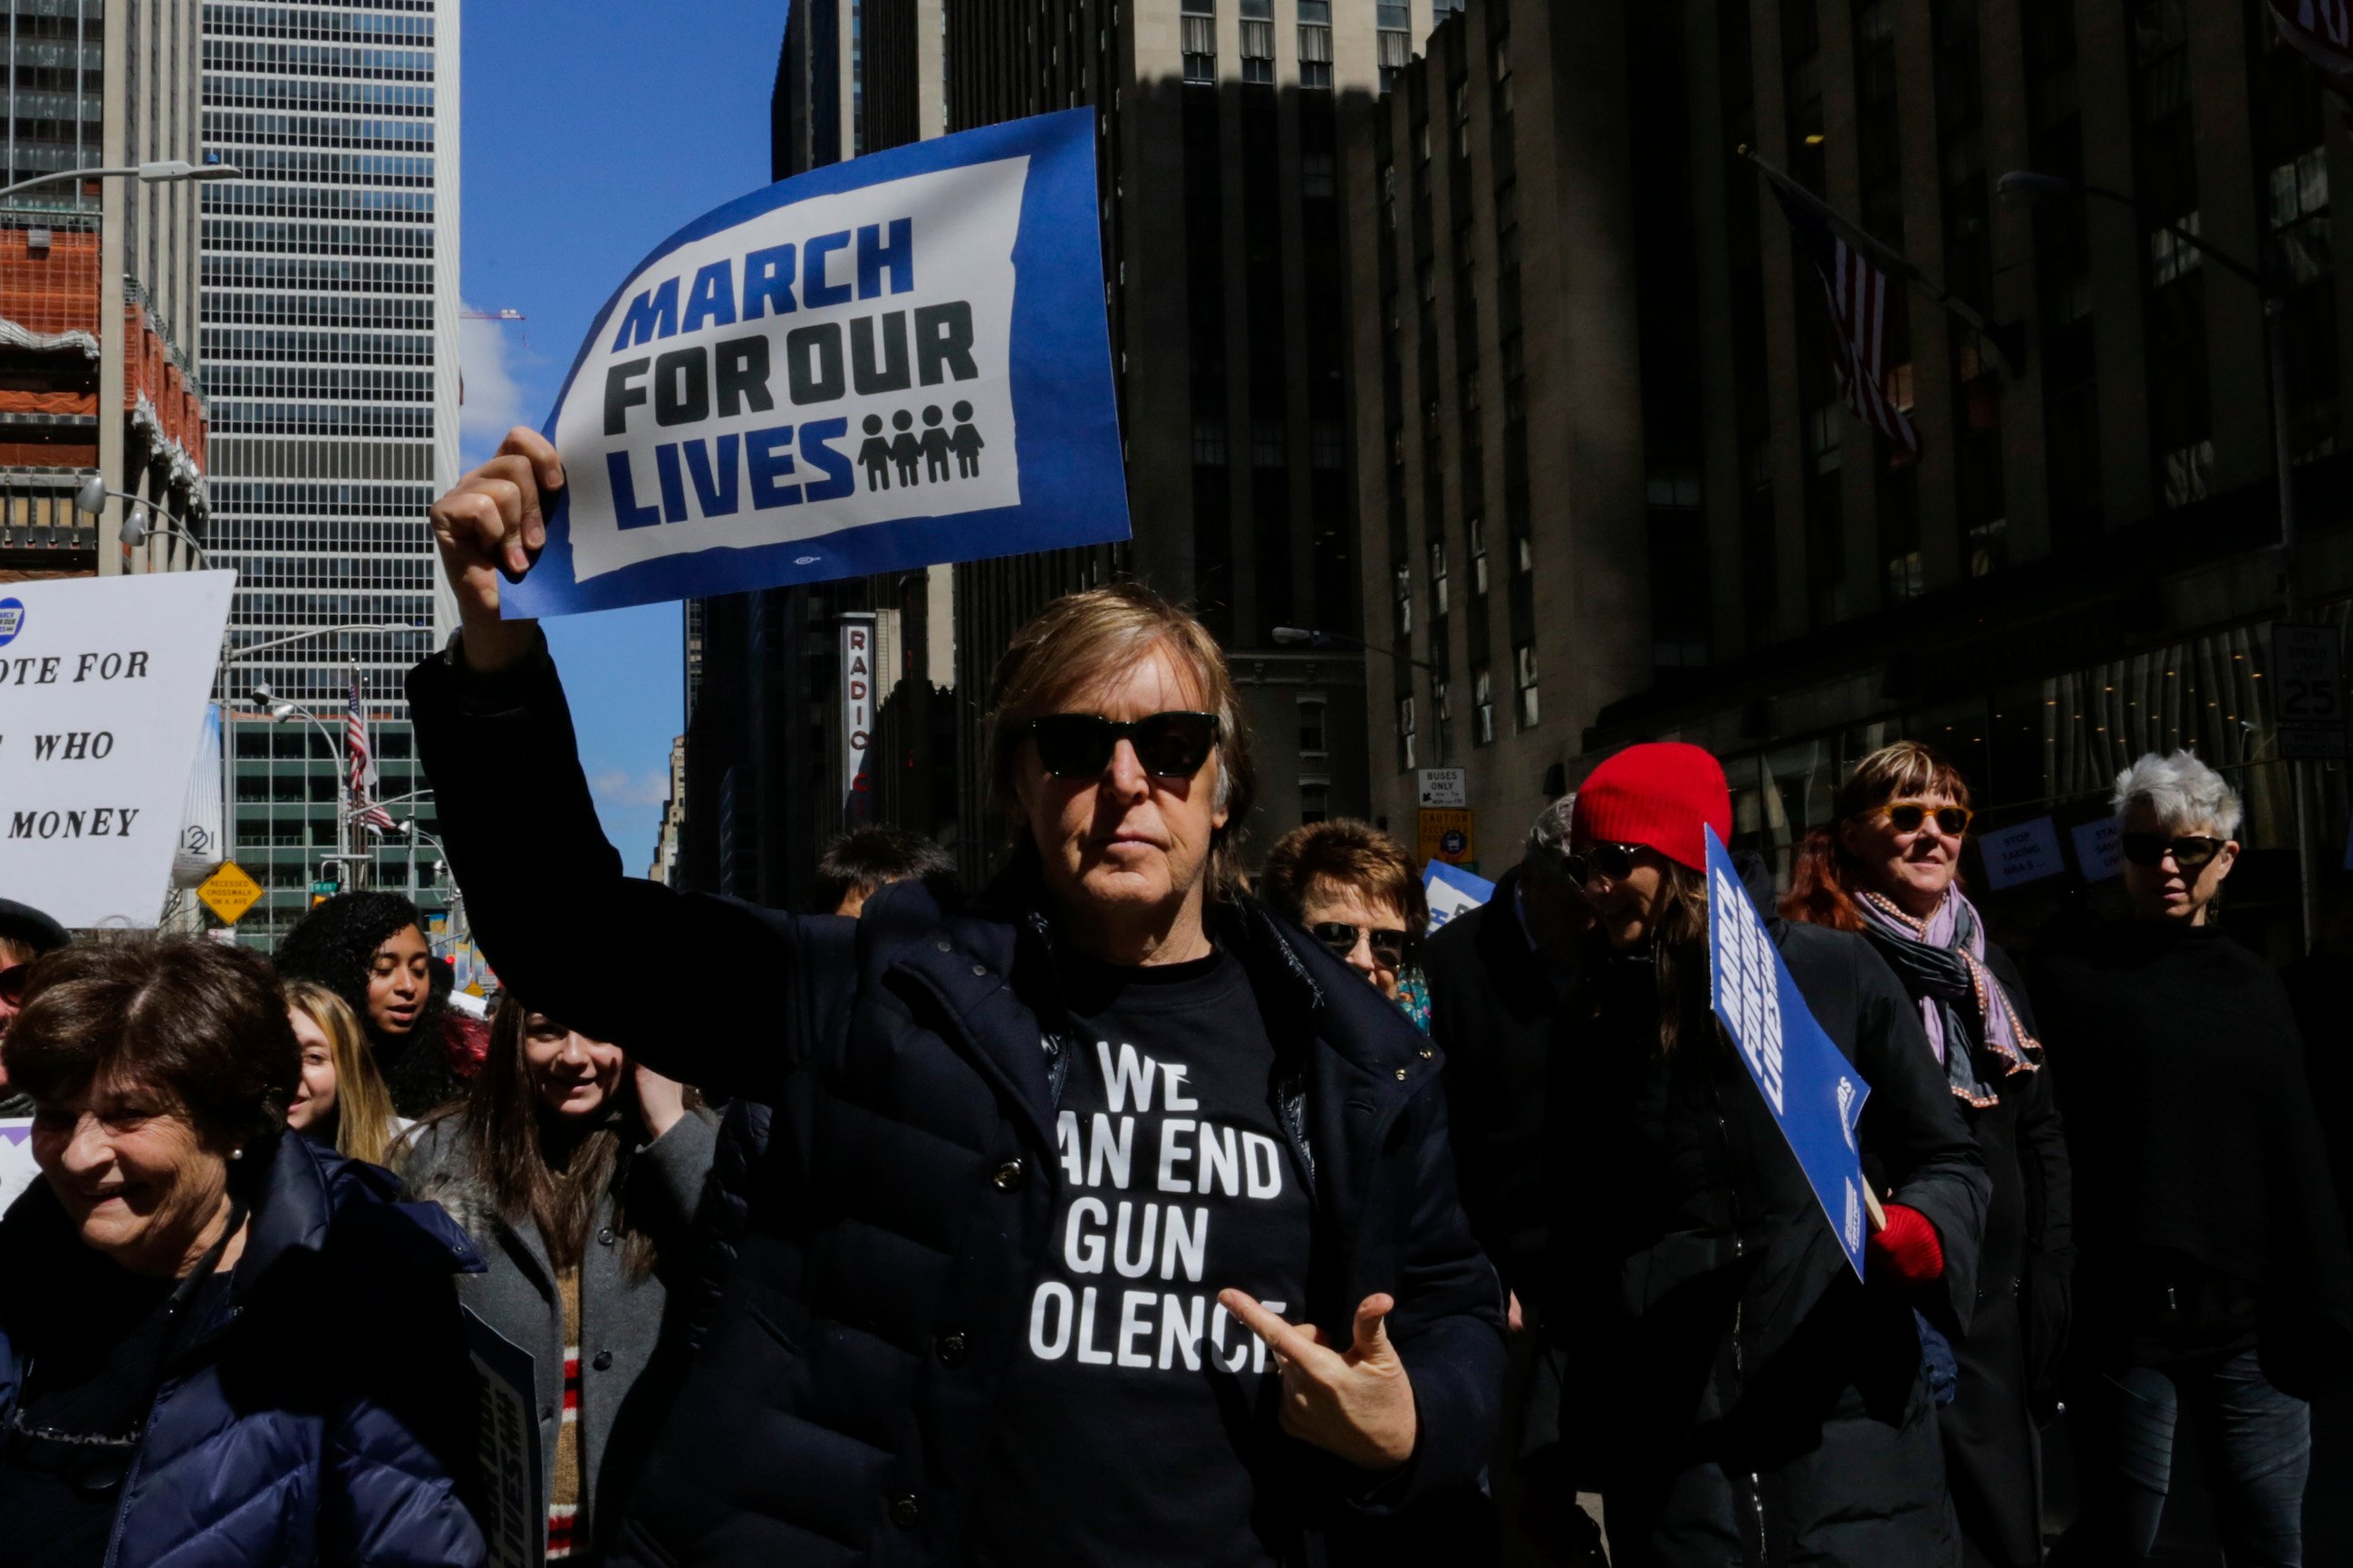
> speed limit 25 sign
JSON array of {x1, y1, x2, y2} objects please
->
[{"x1": 2273, "y1": 622, "x2": 2347, "y2": 760}]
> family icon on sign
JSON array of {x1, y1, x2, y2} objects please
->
[{"x1": 856, "y1": 400, "x2": 987, "y2": 492}]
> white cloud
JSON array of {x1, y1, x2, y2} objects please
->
[
  {"x1": 458, "y1": 303, "x2": 531, "y2": 465},
  {"x1": 590, "y1": 767, "x2": 673, "y2": 812}
]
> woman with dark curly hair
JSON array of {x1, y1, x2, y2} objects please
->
[
  {"x1": 276, "y1": 890, "x2": 468, "y2": 1119},
  {"x1": 0, "y1": 936, "x2": 486, "y2": 1567}
]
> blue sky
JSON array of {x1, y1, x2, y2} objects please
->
[{"x1": 458, "y1": 2, "x2": 787, "y2": 864}]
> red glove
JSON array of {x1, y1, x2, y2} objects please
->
[{"x1": 1866, "y1": 1203, "x2": 1944, "y2": 1287}]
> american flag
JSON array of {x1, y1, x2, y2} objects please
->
[
  {"x1": 1771, "y1": 183, "x2": 1921, "y2": 456},
  {"x1": 346, "y1": 671, "x2": 396, "y2": 834},
  {"x1": 2271, "y1": 2, "x2": 2353, "y2": 107}
]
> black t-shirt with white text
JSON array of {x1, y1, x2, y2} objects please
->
[{"x1": 975, "y1": 948, "x2": 1313, "y2": 1566}]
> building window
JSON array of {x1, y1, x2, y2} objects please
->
[
  {"x1": 1192, "y1": 418, "x2": 1228, "y2": 467},
  {"x1": 1252, "y1": 420, "x2": 1286, "y2": 468},
  {"x1": 1451, "y1": 83, "x2": 1470, "y2": 160},
  {"x1": 1433, "y1": 678, "x2": 1452, "y2": 762},
  {"x1": 1515, "y1": 641, "x2": 1540, "y2": 727},
  {"x1": 1300, "y1": 780, "x2": 1330, "y2": 824},
  {"x1": 1473, "y1": 665, "x2": 1495, "y2": 745},
  {"x1": 1298, "y1": 697, "x2": 1327, "y2": 756},
  {"x1": 1239, "y1": 9, "x2": 1273, "y2": 84},
  {"x1": 1429, "y1": 540, "x2": 1450, "y2": 617},
  {"x1": 1181, "y1": 5, "x2": 1215, "y2": 83},
  {"x1": 1393, "y1": 563, "x2": 1413, "y2": 636},
  {"x1": 1470, "y1": 515, "x2": 1489, "y2": 595},
  {"x1": 1310, "y1": 419, "x2": 1345, "y2": 470},
  {"x1": 1397, "y1": 695, "x2": 1417, "y2": 771},
  {"x1": 1298, "y1": 8, "x2": 1333, "y2": 89}
]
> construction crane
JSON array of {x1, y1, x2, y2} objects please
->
[{"x1": 460, "y1": 307, "x2": 525, "y2": 322}]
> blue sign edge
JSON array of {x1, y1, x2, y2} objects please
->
[{"x1": 504, "y1": 108, "x2": 1128, "y2": 618}]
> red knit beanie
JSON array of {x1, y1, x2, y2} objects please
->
[{"x1": 1572, "y1": 742, "x2": 1733, "y2": 871}]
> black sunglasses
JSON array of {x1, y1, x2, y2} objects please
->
[
  {"x1": 1309, "y1": 921, "x2": 1411, "y2": 970},
  {"x1": 1562, "y1": 841, "x2": 1647, "y2": 890},
  {"x1": 2119, "y1": 832, "x2": 2227, "y2": 871},
  {"x1": 1027, "y1": 711, "x2": 1220, "y2": 780},
  {"x1": 1878, "y1": 801, "x2": 1973, "y2": 837}
]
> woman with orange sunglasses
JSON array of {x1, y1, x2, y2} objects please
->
[{"x1": 1785, "y1": 741, "x2": 2069, "y2": 1568}]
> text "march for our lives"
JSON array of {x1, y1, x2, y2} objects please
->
[{"x1": 509, "y1": 110, "x2": 1128, "y2": 617}]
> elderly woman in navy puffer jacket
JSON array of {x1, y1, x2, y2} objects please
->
[{"x1": 0, "y1": 938, "x2": 486, "y2": 1568}]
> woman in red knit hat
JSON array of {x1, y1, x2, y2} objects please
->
[{"x1": 1539, "y1": 741, "x2": 1990, "y2": 1568}]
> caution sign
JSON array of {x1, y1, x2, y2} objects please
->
[
  {"x1": 197, "y1": 861, "x2": 265, "y2": 925},
  {"x1": 1418, "y1": 807, "x2": 1476, "y2": 866}
]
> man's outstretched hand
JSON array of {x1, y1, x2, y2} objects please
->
[
  {"x1": 1220, "y1": 1288, "x2": 1417, "y2": 1473},
  {"x1": 429, "y1": 425, "x2": 564, "y2": 674}
]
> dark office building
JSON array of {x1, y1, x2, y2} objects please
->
[{"x1": 1354, "y1": 0, "x2": 2353, "y2": 946}]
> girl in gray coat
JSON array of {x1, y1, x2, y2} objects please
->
[{"x1": 402, "y1": 996, "x2": 716, "y2": 1562}]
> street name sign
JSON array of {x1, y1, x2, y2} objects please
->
[{"x1": 2273, "y1": 622, "x2": 2347, "y2": 760}]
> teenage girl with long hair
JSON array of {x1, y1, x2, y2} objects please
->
[{"x1": 400, "y1": 996, "x2": 715, "y2": 1561}]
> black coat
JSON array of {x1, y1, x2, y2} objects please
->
[
  {"x1": 1421, "y1": 865, "x2": 1562, "y2": 1304},
  {"x1": 1868, "y1": 941, "x2": 2071, "y2": 1568},
  {"x1": 1546, "y1": 874, "x2": 1990, "y2": 1568},
  {"x1": 409, "y1": 640, "x2": 1508, "y2": 1568}
]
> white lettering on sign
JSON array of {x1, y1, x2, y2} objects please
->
[
  {"x1": 1711, "y1": 863, "x2": 1785, "y2": 1114},
  {"x1": 840, "y1": 614, "x2": 875, "y2": 814},
  {"x1": 563, "y1": 157, "x2": 1030, "y2": 582},
  {"x1": 1979, "y1": 817, "x2": 2064, "y2": 891}
]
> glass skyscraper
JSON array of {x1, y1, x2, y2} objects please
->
[{"x1": 200, "y1": 0, "x2": 460, "y2": 947}]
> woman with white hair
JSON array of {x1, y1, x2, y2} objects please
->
[{"x1": 2040, "y1": 751, "x2": 2353, "y2": 1566}]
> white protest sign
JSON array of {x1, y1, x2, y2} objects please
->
[
  {"x1": 1979, "y1": 816, "x2": 2064, "y2": 890},
  {"x1": 2072, "y1": 817, "x2": 2122, "y2": 882},
  {"x1": 0, "y1": 572, "x2": 235, "y2": 928}
]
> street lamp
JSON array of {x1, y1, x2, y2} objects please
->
[
  {"x1": 0, "y1": 159, "x2": 240, "y2": 204},
  {"x1": 1271, "y1": 623, "x2": 1438, "y2": 676},
  {"x1": 73, "y1": 476, "x2": 207, "y2": 566},
  {"x1": 222, "y1": 622, "x2": 431, "y2": 665}
]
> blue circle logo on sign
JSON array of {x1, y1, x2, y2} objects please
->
[
  {"x1": 0, "y1": 598, "x2": 24, "y2": 648},
  {"x1": 1441, "y1": 830, "x2": 1469, "y2": 856}
]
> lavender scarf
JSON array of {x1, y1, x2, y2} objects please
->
[{"x1": 1856, "y1": 886, "x2": 2043, "y2": 1108}]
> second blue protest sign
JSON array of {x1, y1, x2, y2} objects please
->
[
  {"x1": 1704, "y1": 826, "x2": 1874, "y2": 1279},
  {"x1": 506, "y1": 109, "x2": 1128, "y2": 617}
]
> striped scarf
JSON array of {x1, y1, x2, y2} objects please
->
[{"x1": 1856, "y1": 886, "x2": 2043, "y2": 1108}]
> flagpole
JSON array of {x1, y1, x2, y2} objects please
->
[{"x1": 1739, "y1": 145, "x2": 2028, "y2": 379}]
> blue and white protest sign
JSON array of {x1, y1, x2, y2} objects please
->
[
  {"x1": 1704, "y1": 827, "x2": 1872, "y2": 1279},
  {"x1": 1423, "y1": 860, "x2": 1496, "y2": 934},
  {"x1": 506, "y1": 110, "x2": 1128, "y2": 617}
]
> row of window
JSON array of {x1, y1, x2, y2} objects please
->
[
  {"x1": 1393, "y1": 642, "x2": 1537, "y2": 767},
  {"x1": 203, "y1": 73, "x2": 433, "y2": 114},
  {"x1": 215, "y1": 145, "x2": 435, "y2": 186},
  {"x1": 201, "y1": 326, "x2": 434, "y2": 366},
  {"x1": 208, "y1": 5, "x2": 438, "y2": 41},
  {"x1": 199, "y1": 184, "x2": 435, "y2": 219},
  {"x1": 201, "y1": 39, "x2": 435, "y2": 81},
  {"x1": 206, "y1": 255, "x2": 435, "y2": 293},
  {"x1": 202, "y1": 110, "x2": 436, "y2": 150},
  {"x1": 211, "y1": 434, "x2": 437, "y2": 481},
  {"x1": 214, "y1": 399, "x2": 432, "y2": 435},
  {"x1": 207, "y1": 363, "x2": 433, "y2": 400},
  {"x1": 201, "y1": 288, "x2": 434, "y2": 330}
]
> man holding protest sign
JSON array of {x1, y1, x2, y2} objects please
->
[
  {"x1": 1539, "y1": 743, "x2": 1988, "y2": 1568},
  {"x1": 407, "y1": 426, "x2": 1503, "y2": 1565}
]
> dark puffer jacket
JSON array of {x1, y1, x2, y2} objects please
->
[
  {"x1": 1545, "y1": 862, "x2": 1990, "y2": 1568},
  {"x1": 0, "y1": 1136, "x2": 487, "y2": 1568},
  {"x1": 410, "y1": 639, "x2": 1509, "y2": 1568}
]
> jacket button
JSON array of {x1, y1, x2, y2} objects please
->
[
  {"x1": 1394, "y1": 1068, "x2": 1408, "y2": 1081},
  {"x1": 597, "y1": 1226, "x2": 615, "y2": 1246},
  {"x1": 890, "y1": 1495, "x2": 921, "y2": 1529},
  {"x1": 592, "y1": 1350, "x2": 613, "y2": 1371},
  {"x1": 991, "y1": 1159, "x2": 1026, "y2": 1191},
  {"x1": 1419, "y1": 1047, "x2": 1433, "y2": 1059},
  {"x1": 937, "y1": 1332, "x2": 969, "y2": 1367},
  {"x1": 971, "y1": 963, "x2": 988, "y2": 976},
  {"x1": 936, "y1": 939, "x2": 952, "y2": 952}
]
